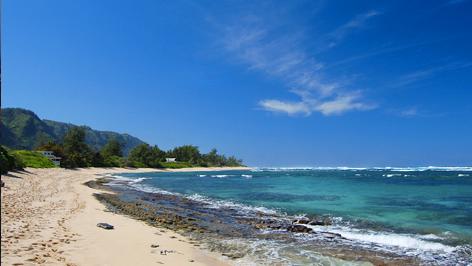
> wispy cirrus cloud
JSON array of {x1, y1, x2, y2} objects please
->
[
  {"x1": 259, "y1": 99, "x2": 310, "y2": 115},
  {"x1": 393, "y1": 61, "x2": 472, "y2": 87},
  {"x1": 220, "y1": 12, "x2": 378, "y2": 116},
  {"x1": 399, "y1": 107, "x2": 419, "y2": 117},
  {"x1": 327, "y1": 10, "x2": 381, "y2": 48}
]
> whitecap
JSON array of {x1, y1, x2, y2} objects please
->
[
  {"x1": 252, "y1": 166, "x2": 472, "y2": 172},
  {"x1": 210, "y1": 174, "x2": 233, "y2": 178},
  {"x1": 382, "y1": 174, "x2": 402, "y2": 177},
  {"x1": 186, "y1": 194, "x2": 277, "y2": 215},
  {"x1": 306, "y1": 225, "x2": 455, "y2": 253}
]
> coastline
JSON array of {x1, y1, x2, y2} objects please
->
[{"x1": 1, "y1": 167, "x2": 248, "y2": 266}]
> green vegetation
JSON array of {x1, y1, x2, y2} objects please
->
[
  {"x1": 159, "y1": 161, "x2": 193, "y2": 169},
  {"x1": 104, "y1": 155, "x2": 126, "y2": 167},
  {"x1": 1, "y1": 108, "x2": 145, "y2": 154},
  {"x1": 101, "y1": 139, "x2": 123, "y2": 158},
  {"x1": 127, "y1": 144, "x2": 165, "y2": 168},
  {"x1": 10, "y1": 150, "x2": 56, "y2": 168},
  {"x1": 62, "y1": 127, "x2": 94, "y2": 168},
  {"x1": 200, "y1": 148, "x2": 243, "y2": 167},
  {"x1": 0, "y1": 146, "x2": 24, "y2": 174},
  {"x1": 1, "y1": 108, "x2": 244, "y2": 171},
  {"x1": 168, "y1": 145, "x2": 201, "y2": 164},
  {"x1": 128, "y1": 144, "x2": 243, "y2": 168},
  {"x1": 36, "y1": 141, "x2": 65, "y2": 158}
]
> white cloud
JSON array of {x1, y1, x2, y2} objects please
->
[
  {"x1": 259, "y1": 99, "x2": 310, "y2": 115},
  {"x1": 259, "y1": 92, "x2": 375, "y2": 116},
  {"x1": 393, "y1": 61, "x2": 472, "y2": 87},
  {"x1": 328, "y1": 10, "x2": 380, "y2": 47},
  {"x1": 315, "y1": 94, "x2": 375, "y2": 115},
  {"x1": 400, "y1": 107, "x2": 419, "y2": 117},
  {"x1": 219, "y1": 11, "x2": 378, "y2": 116}
]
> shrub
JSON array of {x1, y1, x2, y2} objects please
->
[
  {"x1": 103, "y1": 155, "x2": 125, "y2": 167},
  {"x1": 0, "y1": 146, "x2": 25, "y2": 174},
  {"x1": 160, "y1": 161, "x2": 193, "y2": 169},
  {"x1": 10, "y1": 150, "x2": 56, "y2": 168}
]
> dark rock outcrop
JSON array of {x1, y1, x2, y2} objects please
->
[{"x1": 287, "y1": 224, "x2": 313, "y2": 233}]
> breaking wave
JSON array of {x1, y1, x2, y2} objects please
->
[{"x1": 253, "y1": 166, "x2": 472, "y2": 172}]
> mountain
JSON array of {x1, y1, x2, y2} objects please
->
[{"x1": 0, "y1": 108, "x2": 146, "y2": 155}]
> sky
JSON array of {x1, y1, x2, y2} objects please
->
[{"x1": 3, "y1": 0, "x2": 472, "y2": 167}]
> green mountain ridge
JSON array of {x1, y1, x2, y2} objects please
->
[{"x1": 1, "y1": 108, "x2": 146, "y2": 155}]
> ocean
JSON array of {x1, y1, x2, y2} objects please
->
[{"x1": 104, "y1": 167, "x2": 472, "y2": 265}]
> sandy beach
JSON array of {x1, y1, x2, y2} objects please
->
[{"x1": 1, "y1": 167, "x2": 247, "y2": 266}]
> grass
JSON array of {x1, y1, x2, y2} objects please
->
[
  {"x1": 11, "y1": 150, "x2": 57, "y2": 168},
  {"x1": 160, "y1": 161, "x2": 193, "y2": 169}
]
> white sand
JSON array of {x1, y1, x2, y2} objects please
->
[{"x1": 1, "y1": 167, "x2": 248, "y2": 265}]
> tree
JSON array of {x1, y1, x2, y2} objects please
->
[
  {"x1": 128, "y1": 144, "x2": 151, "y2": 166},
  {"x1": 148, "y1": 146, "x2": 165, "y2": 167},
  {"x1": 225, "y1": 156, "x2": 243, "y2": 166},
  {"x1": 36, "y1": 141, "x2": 65, "y2": 159},
  {"x1": 168, "y1": 145, "x2": 201, "y2": 164},
  {"x1": 0, "y1": 146, "x2": 24, "y2": 174},
  {"x1": 91, "y1": 152, "x2": 105, "y2": 167},
  {"x1": 62, "y1": 127, "x2": 92, "y2": 168},
  {"x1": 127, "y1": 144, "x2": 165, "y2": 168},
  {"x1": 100, "y1": 139, "x2": 123, "y2": 158},
  {"x1": 204, "y1": 148, "x2": 219, "y2": 165}
]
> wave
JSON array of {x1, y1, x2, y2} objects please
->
[
  {"x1": 104, "y1": 174, "x2": 149, "y2": 184},
  {"x1": 210, "y1": 174, "x2": 234, "y2": 178},
  {"x1": 253, "y1": 166, "x2": 472, "y2": 172},
  {"x1": 382, "y1": 174, "x2": 402, "y2": 177},
  {"x1": 187, "y1": 194, "x2": 277, "y2": 215},
  {"x1": 106, "y1": 174, "x2": 175, "y2": 195},
  {"x1": 106, "y1": 174, "x2": 277, "y2": 215},
  {"x1": 199, "y1": 174, "x2": 252, "y2": 178},
  {"x1": 306, "y1": 224, "x2": 455, "y2": 253},
  {"x1": 105, "y1": 173, "x2": 468, "y2": 264}
]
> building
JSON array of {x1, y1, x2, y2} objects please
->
[
  {"x1": 165, "y1": 157, "x2": 176, "y2": 163},
  {"x1": 38, "y1": 151, "x2": 61, "y2": 167}
]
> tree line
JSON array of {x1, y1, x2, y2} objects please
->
[{"x1": 35, "y1": 127, "x2": 243, "y2": 168}]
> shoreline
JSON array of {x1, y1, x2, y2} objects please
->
[
  {"x1": 1, "y1": 167, "x2": 247, "y2": 266},
  {"x1": 94, "y1": 172, "x2": 422, "y2": 266},
  {"x1": 3, "y1": 166, "x2": 461, "y2": 265}
]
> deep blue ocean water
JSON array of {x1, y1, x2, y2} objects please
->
[{"x1": 112, "y1": 167, "x2": 472, "y2": 264}]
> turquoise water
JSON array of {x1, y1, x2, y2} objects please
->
[{"x1": 114, "y1": 167, "x2": 472, "y2": 263}]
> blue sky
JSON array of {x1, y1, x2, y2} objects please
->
[{"x1": 3, "y1": 0, "x2": 472, "y2": 166}]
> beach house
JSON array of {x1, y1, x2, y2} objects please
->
[
  {"x1": 165, "y1": 157, "x2": 177, "y2": 162},
  {"x1": 38, "y1": 151, "x2": 62, "y2": 166}
]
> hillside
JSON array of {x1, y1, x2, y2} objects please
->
[{"x1": 0, "y1": 108, "x2": 146, "y2": 155}]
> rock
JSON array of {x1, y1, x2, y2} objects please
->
[
  {"x1": 299, "y1": 219, "x2": 310, "y2": 224},
  {"x1": 321, "y1": 232, "x2": 341, "y2": 239},
  {"x1": 97, "y1": 223, "x2": 114, "y2": 230},
  {"x1": 287, "y1": 224, "x2": 313, "y2": 233},
  {"x1": 308, "y1": 218, "x2": 332, "y2": 226},
  {"x1": 222, "y1": 253, "x2": 245, "y2": 259},
  {"x1": 254, "y1": 219, "x2": 285, "y2": 230},
  {"x1": 151, "y1": 244, "x2": 159, "y2": 248},
  {"x1": 293, "y1": 218, "x2": 310, "y2": 224}
]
